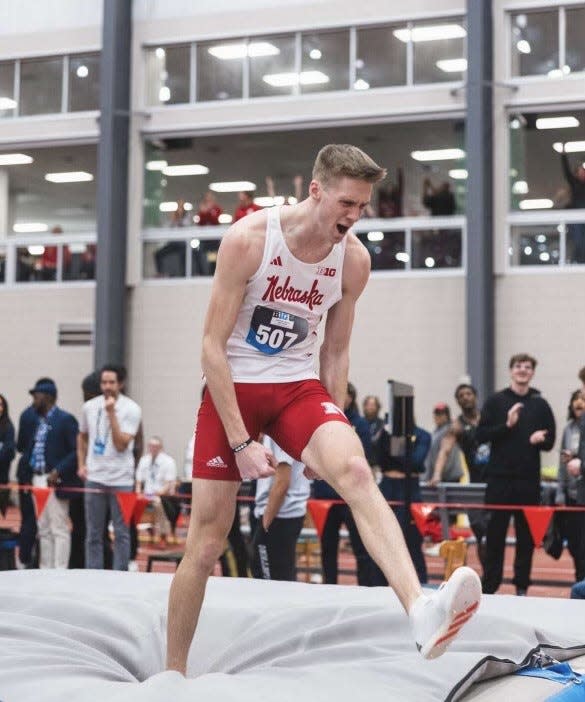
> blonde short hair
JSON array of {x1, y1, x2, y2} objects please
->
[{"x1": 312, "y1": 144, "x2": 387, "y2": 186}]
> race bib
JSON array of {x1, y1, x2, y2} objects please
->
[{"x1": 245, "y1": 305, "x2": 308, "y2": 355}]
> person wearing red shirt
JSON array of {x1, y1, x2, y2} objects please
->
[
  {"x1": 39, "y1": 226, "x2": 72, "y2": 281},
  {"x1": 233, "y1": 191, "x2": 262, "y2": 221},
  {"x1": 197, "y1": 191, "x2": 223, "y2": 226}
]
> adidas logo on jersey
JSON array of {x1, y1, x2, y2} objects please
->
[
  {"x1": 206, "y1": 455, "x2": 227, "y2": 468},
  {"x1": 270, "y1": 256, "x2": 283, "y2": 266}
]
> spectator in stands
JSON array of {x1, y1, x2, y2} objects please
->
[
  {"x1": 0, "y1": 393, "x2": 16, "y2": 516},
  {"x1": 136, "y1": 436, "x2": 177, "y2": 545},
  {"x1": 251, "y1": 435, "x2": 310, "y2": 581},
  {"x1": 555, "y1": 390, "x2": 585, "y2": 583},
  {"x1": 19, "y1": 379, "x2": 79, "y2": 569},
  {"x1": 38, "y1": 226, "x2": 72, "y2": 281},
  {"x1": 80, "y1": 244, "x2": 97, "y2": 280},
  {"x1": 16, "y1": 376, "x2": 57, "y2": 568},
  {"x1": 422, "y1": 178, "x2": 456, "y2": 216},
  {"x1": 425, "y1": 403, "x2": 464, "y2": 484},
  {"x1": 77, "y1": 364, "x2": 142, "y2": 571},
  {"x1": 431, "y1": 384, "x2": 490, "y2": 571},
  {"x1": 560, "y1": 145, "x2": 585, "y2": 263},
  {"x1": 371, "y1": 421, "x2": 431, "y2": 584},
  {"x1": 314, "y1": 382, "x2": 373, "y2": 585},
  {"x1": 377, "y1": 167, "x2": 403, "y2": 218},
  {"x1": 477, "y1": 353, "x2": 556, "y2": 596},
  {"x1": 197, "y1": 191, "x2": 222, "y2": 226},
  {"x1": 170, "y1": 199, "x2": 189, "y2": 227},
  {"x1": 233, "y1": 191, "x2": 262, "y2": 221},
  {"x1": 362, "y1": 394, "x2": 384, "y2": 474}
]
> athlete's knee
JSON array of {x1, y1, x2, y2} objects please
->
[
  {"x1": 185, "y1": 531, "x2": 226, "y2": 573},
  {"x1": 336, "y1": 455, "x2": 374, "y2": 493}
]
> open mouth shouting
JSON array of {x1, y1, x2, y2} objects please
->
[{"x1": 336, "y1": 223, "x2": 350, "y2": 235}]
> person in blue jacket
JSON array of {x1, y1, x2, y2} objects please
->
[
  {"x1": 370, "y1": 422, "x2": 432, "y2": 584},
  {"x1": 314, "y1": 382, "x2": 374, "y2": 584},
  {"x1": 17, "y1": 378, "x2": 80, "y2": 569}
]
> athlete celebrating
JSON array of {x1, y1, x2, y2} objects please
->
[{"x1": 166, "y1": 144, "x2": 481, "y2": 674}]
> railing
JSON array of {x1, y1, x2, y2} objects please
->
[
  {"x1": 141, "y1": 215, "x2": 466, "y2": 279},
  {"x1": 0, "y1": 233, "x2": 97, "y2": 286}
]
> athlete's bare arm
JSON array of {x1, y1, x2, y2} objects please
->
[
  {"x1": 319, "y1": 233, "x2": 371, "y2": 409},
  {"x1": 201, "y1": 213, "x2": 276, "y2": 479}
]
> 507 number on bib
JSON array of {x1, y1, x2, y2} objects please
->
[{"x1": 245, "y1": 305, "x2": 308, "y2": 355}]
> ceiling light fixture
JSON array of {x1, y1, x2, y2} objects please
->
[
  {"x1": 210, "y1": 181, "x2": 256, "y2": 193},
  {"x1": 393, "y1": 24, "x2": 466, "y2": 43},
  {"x1": 518, "y1": 198, "x2": 553, "y2": 210},
  {"x1": 0, "y1": 153, "x2": 33, "y2": 166},
  {"x1": 436, "y1": 58, "x2": 467, "y2": 73},
  {"x1": 208, "y1": 42, "x2": 280, "y2": 60},
  {"x1": 162, "y1": 164, "x2": 209, "y2": 176},
  {"x1": 45, "y1": 171, "x2": 94, "y2": 183},
  {"x1": 536, "y1": 116, "x2": 579, "y2": 130},
  {"x1": 411, "y1": 148, "x2": 465, "y2": 161}
]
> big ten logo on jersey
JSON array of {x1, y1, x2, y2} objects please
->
[
  {"x1": 270, "y1": 310, "x2": 294, "y2": 330},
  {"x1": 316, "y1": 266, "x2": 336, "y2": 277}
]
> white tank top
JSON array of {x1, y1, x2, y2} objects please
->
[{"x1": 227, "y1": 206, "x2": 347, "y2": 382}]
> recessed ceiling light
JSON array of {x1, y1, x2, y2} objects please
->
[
  {"x1": 518, "y1": 198, "x2": 553, "y2": 210},
  {"x1": 367, "y1": 231, "x2": 384, "y2": 242},
  {"x1": 45, "y1": 171, "x2": 94, "y2": 183},
  {"x1": 262, "y1": 70, "x2": 330, "y2": 87},
  {"x1": 393, "y1": 24, "x2": 466, "y2": 43},
  {"x1": 436, "y1": 58, "x2": 467, "y2": 73},
  {"x1": 159, "y1": 201, "x2": 179, "y2": 212},
  {"x1": 411, "y1": 148, "x2": 465, "y2": 161},
  {"x1": 218, "y1": 213, "x2": 233, "y2": 223},
  {"x1": 553, "y1": 141, "x2": 585, "y2": 153},
  {"x1": 155, "y1": 47, "x2": 166, "y2": 59},
  {"x1": 517, "y1": 40, "x2": 531, "y2": 54},
  {"x1": 210, "y1": 181, "x2": 256, "y2": 192},
  {"x1": 208, "y1": 42, "x2": 280, "y2": 60},
  {"x1": 0, "y1": 153, "x2": 33, "y2": 166},
  {"x1": 0, "y1": 97, "x2": 17, "y2": 109},
  {"x1": 353, "y1": 79, "x2": 370, "y2": 90},
  {"x1": 536, "y1": 116, "x2": 579, "y2": 130},
  {"x1": 162, "y1": 164, "x2": 209, "y2": 176},
  {"x1": 396, "y1": 252, "x2": 410, "y2": 263},
  {"x1": 512, "y1": 180, "x2": 529, "y2": 195},
  {"x1": 448, "y1": 169, "x2": 468, "y2": 180},
  {"x1": 76, "y1": 65, "x2": 89, "y2": 78},
  {"x1": 14, "y1": 222, "x2": 49, "y2": 233},
  {"x1": 309, "y1": 49, "x2": 322, "y2": 60},
  {"x1": 27, "y1": 245, "x2": 46, "y2": 255},
  {"x1": 159, "y1": 86, "x2": 171, "y2": 102},
  {"x1": 424, "y1": 257, "x2": 436, "y2": 268},
  {"x1": 146, "y1": 160, "x2": 168, "y2": 171}
]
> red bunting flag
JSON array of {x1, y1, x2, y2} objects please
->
[
  {"x1": 410, "y1": 503, "x2": 438, "y2": 537},
  {"x1": 307, "y1": 499, "x2": 335, "y2": 539},
  {"x1": 116, "y1": 491, "x2": 138, "y2": 526},
  {"x1": 523, "y1": 506, "x2": 554, "y2": 547},
  {"x1": 133, "y1": 495, "x2": 150, "y2": 524},
  {"x1": 32, "y1": 486, "x2": 52, "y2": 519}
]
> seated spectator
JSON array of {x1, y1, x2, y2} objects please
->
[
  {"x1": 424, "y1": 403, "x2": 464, "y2": 483},
  {"x1": 362, "y1": 394, "x2": 384, "y2": 472},
  {"x1": 234, "y1": 191, "x2": 262, "y2": 221},
  {"x1": 39, "y1": 226, "x2": 72, "y2": 281},
  {"x1": 136, "y1": 436, "x2": 177, "y2": 544},
  {"x1": 251, "y1": 434, "x2": 310, "y2": 581},
  {"x1": 197, "y1": 191, "x2": 222, "y2": 226},
  {"x1": 422, "y1": 178, "x2": 456, "y2": 216}
]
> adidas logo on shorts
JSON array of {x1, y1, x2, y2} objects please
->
[{"x1": 206, "y1": 455, "x2": 227, "y2": 468}]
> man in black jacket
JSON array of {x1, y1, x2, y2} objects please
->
[{"x1": 476, "y1": 353, "x2": 555, "y2": 595}]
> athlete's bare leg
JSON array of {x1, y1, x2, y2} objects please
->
[
  {"x1": 302, "y1": 422, "x2": 423, "y2": 611},
  {"x1": 166, "y1": 478, "x2": 241, "y2": 674}
]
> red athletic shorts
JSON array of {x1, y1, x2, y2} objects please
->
[{"x1": 193, "y1": 379, "x2": 350, "y2": 481}]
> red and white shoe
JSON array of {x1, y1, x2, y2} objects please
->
[{"x1": 410, "y1": 566, "x2": 481, "y2": 659}]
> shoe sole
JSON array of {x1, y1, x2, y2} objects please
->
[{"x1": 419, "y1": 566, "x2": 481, "y2": 659}]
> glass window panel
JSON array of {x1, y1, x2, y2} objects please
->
[
  {"x1": 510, "y1": 10, "x2": 558, "y2": 77},
  {"x1": 411, "y1": 228, "x2": 462, "y2": 269},
  {"x1": 0, "y1": 62, "x2": 15, "y2": 118},
  {"x1": 355, "y1": 25, "x2": 407, "y2": 89},
  {"x1": 566, "y1": 7, "x2": 585, "y2": 75},
  {"x1": 197, "y1": 40, "x2": 243, "y2": 102},
  {"x1": 69, "y1": 54, "x2": 100, "y2": 111},
  {"x1": 4, "y1": 144, "x2": 97, "y2": 233},
  {"x1": 0, "y1": 248, "x2": 5, "y2": 282},
  {"x1": 143, "y1": 240, "x2": 187, "y2": 278},
  {"x1": 20, "y1": 57, "x2": 63, "y2": 115},
  {"x1": 146, "y1": 45, "x2": 190, "y2": 106},
  {"x1": 16, "y1": 245, "x2": 51, "y2": 282},
  {"x1": 190, "y1": 238, "x2": 221, "y2": 277},
  {"x1": 301, "y1": 30, "x2": 349, "y2": 94},
  {"x1": 509, "y1": 224, "x2": 560, "y2": 266},
  {"x1": 356, "y1": 230, "x2": 407, "y2": 270},
  {"x1": 413, "y1": 20, "x2": 466, "y2": 84},
  {"x1": 508, "y1": 110, "x2": 585, "y2": 212},
  {"x1": 65, "y1": 243, "x2": 96, "y2": 280},
  {"x1": 566, "y1": 221, "x2": 585, "y2": 264},
  {"x1": 249, "y1": 35, "x2": 296, "y2": 98}
]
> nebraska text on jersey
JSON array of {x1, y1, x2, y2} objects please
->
[{"x1": 261, "y1": 275, "x2": 325, "y2": 310}]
